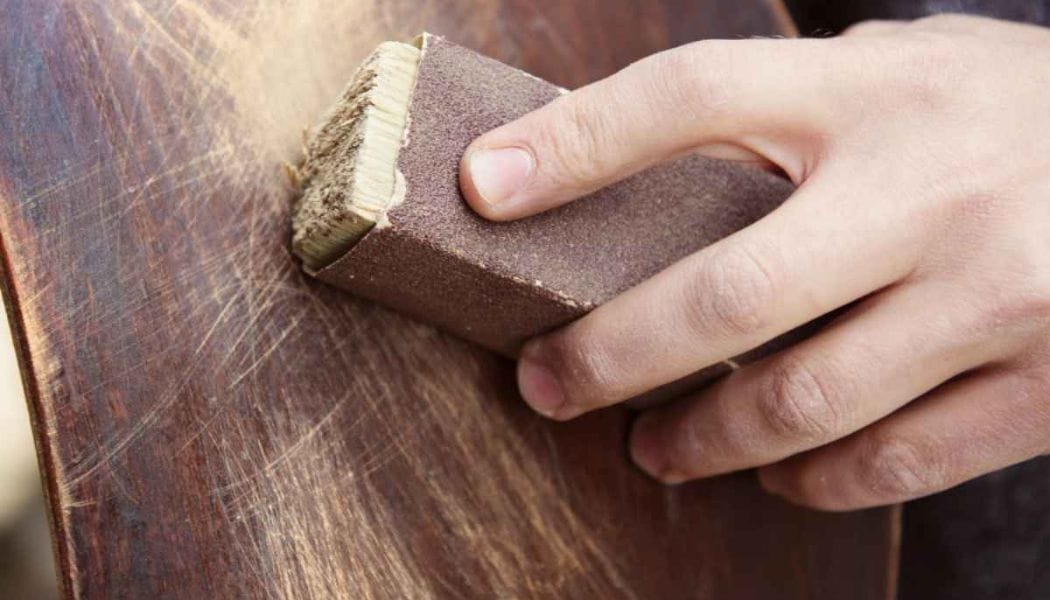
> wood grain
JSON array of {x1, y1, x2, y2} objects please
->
[{"x1": 0, "y1": 1, "x2": 897, "y2": 598}]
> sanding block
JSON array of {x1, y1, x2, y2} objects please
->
[{"x1": 292, "y1": 34, "x2": 795, "y2": 357}]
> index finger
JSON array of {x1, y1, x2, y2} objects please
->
[{"x1": 459, "y1": 37, "x2": 860, "y2": 221}]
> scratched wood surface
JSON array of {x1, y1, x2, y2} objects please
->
[{"x1": 0, "y1": 1, "x2": 897, "y2": 598}]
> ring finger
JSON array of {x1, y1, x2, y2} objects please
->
[{"x1": 628, "y1": 278, "x2": 1015, "y2": 483}]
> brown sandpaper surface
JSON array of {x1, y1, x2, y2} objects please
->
[{"x1": 317, "y1": 35, "x2": 795, "y2": 356}]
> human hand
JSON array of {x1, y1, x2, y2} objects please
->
[{"x1": 458, "y1": 15, "x2": 1050, "y2": 510}]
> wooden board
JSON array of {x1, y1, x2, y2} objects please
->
[{"x1": 0, "y1": 1, "x2": 897, "y2": 598}]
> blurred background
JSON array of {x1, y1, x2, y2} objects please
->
[{"x1": 1, "y1": 300, "x2": 58, "y2": 599}]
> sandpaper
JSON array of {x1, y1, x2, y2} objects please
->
[{"x1": 312, "y1": 34, "x2": 797, "y2": 360}]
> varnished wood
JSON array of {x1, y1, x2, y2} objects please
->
[{"x1": 0, "y1": 1, "x2": 897, "y2": 598}]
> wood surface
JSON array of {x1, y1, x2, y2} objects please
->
[{"x1": 0, "y1": 1, "x2": 897, "y2": 598}]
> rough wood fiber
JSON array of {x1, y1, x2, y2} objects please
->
[{"x1": 0, "y1": 1, "x2": 898, "y2": 598}]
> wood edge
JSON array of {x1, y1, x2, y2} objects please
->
[
  {"x1": 885, "y1": 503, "x2": 903, "y2": 600},
  {"x1": 765, "y1": 0, "x2": 801, "y2": 38},
  {"x1": 292, "y1": 40, "x2": 421, "y2": 271},
  {"x1": 0, "y1": 224, "x2": 75, "y2": 599}
]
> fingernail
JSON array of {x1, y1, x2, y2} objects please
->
[
  {"x1": 467, "y1": 147, "x2": 534, "y2": 208},
  {"x1": 630, "y1": 415, "x2": 672, "y2": 480},
  {"x1": 517, "y1": 344, "x2": 565, "y2": 418},
  {"x1": 757, "y1": 465, "x2": 786, "y2": 496}
]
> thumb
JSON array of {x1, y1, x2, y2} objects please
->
[{"x1": 460, "y1": 38, "x2": 851, "y2": 221}]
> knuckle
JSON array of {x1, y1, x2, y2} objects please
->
[
  {"x1": 1015, "y1": 371, "x2": 1050, "y2": 427},
  {"x1": 974, "y1": 270, "x2": 1050, "y2": 336},
  {"x1": 757, "y1": 358, "x2": 842, "y2": 440},
  {"x1": 898, "y1": 46, "x2": 956, "y2": 106},
  {"x1": 541, "y1": 94, "x2": 615, "y2": 185},
  {"x1": 647, "y1": 41, "x2": 735, "y2": 120},
  {"x1": 1004, "y1": 369, "x2": 1050, "y2": 456},
  {"x1": 1021, "y1": 368, "x2": 1050, "y2": 400},
  {"x1": 869, "y1": 36, "x2": 970, "y2": 113},
  {"x1": 858, "y1": 432, "x2": 947, "y2": 499},
  {"x1": 663, "y1": 416, "x2": 707, "y2": 477},
  {"x1": 1012, "y1": 280, "x2": 1050, "y2": 323},
  {"x1": 543, "y1": 331, "x2": 622, "y2": 405},
  {"x1": 683, "y1": 244, "x2": 779, "y2": 339},
  {"x1": 992, "y1": 296, "x2": 1050, "y2": 337},
  {"x1": 946, "y1": 191, "x2": 1010, "y2": 221}
]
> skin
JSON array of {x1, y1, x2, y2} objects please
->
[{"x1": 458, "y1": 15, "x2": 1050, "y2": 511}]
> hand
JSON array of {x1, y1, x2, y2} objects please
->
[{"x1": 458, "y1": 15, "x2": 1050, "y2": 510}]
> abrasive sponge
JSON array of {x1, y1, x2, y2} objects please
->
[{"x1": 292, "y1": 34, "x2": 794, "y2": 357}]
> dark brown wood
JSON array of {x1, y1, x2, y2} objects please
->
[{"x1": 0, "y1": 1, "x2": 897, "y2": 598}]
